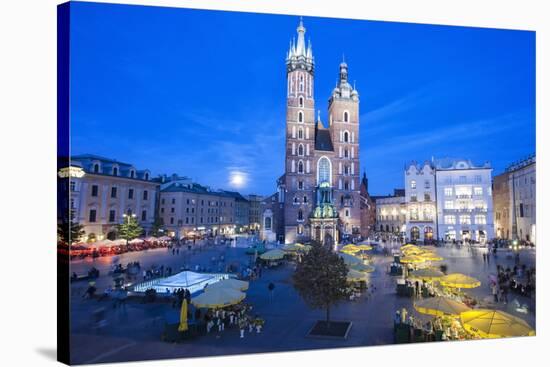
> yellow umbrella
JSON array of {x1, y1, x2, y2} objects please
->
[
  {"x1": 260, "y1": 249, "x2": 286, "y2": 260},
  {"x1": 414, "y1": 296, "x2": 471, "y2": 317},
  {"x1": 439, "y1": 273, "x2": 481, "y2": 288},
  {"x1": 347, "y1": 269, "x2": 366, "y2": 282},
  {"x1": 205, "y1": 278, "x2": 249, "y2": 292},
  {"x1": 178, "y1": 299, "x2": 189, "y2": 331},
  {"x1": 191, "y1": 288, "x2": 246, "y2": 308},
  {"x1": 283, "y1": 243, "x2": 311, "y2": 253},
  {"x1": 400, "y1": 255, "x2": 426, "y2": 264},
  {"x1": 420, "y1": 252, "x2": 444, "y2": 261},
  {"x1": 357, "y1": 244, "x2": 373, "y2": 251},
  {"x1": 409, "y1": 268, "x2": 444, "y2": 280},
  {"x1": 341, "y1": 244, "x2": 361, "y2": 253},
  {"x1": 282, "y1": 243, "x2": 301, "y2": 252},
  {"x1": 460, "y1": 309, "x2": 535, "y2": 338},
  {"x1": 401, "y1": 244, "x2": 419, "y2": 251}
]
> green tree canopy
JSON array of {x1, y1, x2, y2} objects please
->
[
  {"x1": 57, "y1": 220, "x2": 85, "y2": 245},
  {"x1": 292, "y1": 241, "x2": 349, "y2": 325},
  {"x1": 117, "y1": 215, "x2": 143, "y2": 243}
]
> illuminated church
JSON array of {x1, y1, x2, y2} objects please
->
[{"x1": 261, "y1": 19, "x2": 362, "y2": 246}]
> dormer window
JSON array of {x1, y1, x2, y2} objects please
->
[
  {"x1": 144, "y1": 172, "x2": 149, "y2": 180},
  {"x1": 112, "y1": 167, "x2": 118, "y2": 176},
  {"x1": 93, "y1": 163, "x2": 100, "y2": 173},
  {"x1": 130, "y1": 170, "x2": 135, "y2": 178}
]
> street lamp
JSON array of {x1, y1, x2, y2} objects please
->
[{"x1": 122, "y1": 213, "x2": 137, "y2": 223}]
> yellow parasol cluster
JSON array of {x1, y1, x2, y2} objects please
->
[
  {"x1": 204, "y1": 278, "x2": 249, "y2": 292},
  {"x1": 409, "y1": 267, "x2": 444, "y2": 280},
  {"x1": 439, "y1": 273, "x2": 481, "y2": 289},
  {"x1": 460, "y1": 309, "x2": 535, "y2": 338},
  {"x1": 260, "y1": 249, "x2": 286, "y2": 260},
  {"x1": 191, "y1": 287, "x2": 246, "y2": 309},
  {"x1": 414, "y1": 296, "x2": 471, "y2": 317},
  {"x1": 282, "y1": 243, "x2": 311, "y2": 253}
]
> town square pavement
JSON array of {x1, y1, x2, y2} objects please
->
[{"x1": 68, "y1": 240, "x2": 536, "y2": 364}]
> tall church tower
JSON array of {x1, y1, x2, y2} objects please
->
[
  {"x1": 328, "y1": 60, "x2": 361, "y2": 236},
  {"x1": 283, "y1": 19, "x2": 316, "y2": 243}
]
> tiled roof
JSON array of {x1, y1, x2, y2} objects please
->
[{"x1": 315, "y1": 129, "x2": 334, "y2": 151}]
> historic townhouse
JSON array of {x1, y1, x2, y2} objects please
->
[{"x1": 69, "y1": 154, "x2": 157, "y2": 241}]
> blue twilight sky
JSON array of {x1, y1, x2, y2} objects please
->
[{"x1": 70, "y1": 1, "x2": 535, "y2": 196}]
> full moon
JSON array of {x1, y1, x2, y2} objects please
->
[{"x1": 229, "y1": 171, "x2": 247, "y2": 188}]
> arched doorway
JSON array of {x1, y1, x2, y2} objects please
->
[
  {"x1": 410, "y1": 227, "x2": 420, "y2": 241},
  {"x1": 325, "y1": 231, "x2": 333, "y2": 247}
]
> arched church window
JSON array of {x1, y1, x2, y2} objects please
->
[
  {"x1": 298, "y1": 161, "x2": 304, "y2": 174},
  {"x1": 299, "y1": 96, "x2": 304, "y2": 107},
  {"x1": 343, "y1": 131, "x2": 349, "y2": 143},
  {"x1": 303, "y1": 195, "x2": 308, "y2": 203},
  {"x1": 344, "y1": 111, "x2": 349, "y2": 122},
  {"x1": 299, "y1": 74, "x2": 304, "y2": 92},
  {"x1": 264, "y1": 217, "x2": 272, "y2": 230},
  {"x1": 317, "y1": 157, "x2": 331, "y2": 184},
  {"x1": 298, "y1": 144, "x2": 304, "y2": 156},
  {"x1": 298, "y1": 128, "x2": 304, "y2": 139},
  {"x1": 298, "y1": 111, "x2": 304, "y2": 123},
  {"x1": 344, "y1": 149, "x2": 349, "y2": 158},
  {"x1": 298, "y1": 209, "x2": 303, "y2": 221}
]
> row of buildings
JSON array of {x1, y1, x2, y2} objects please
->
[
  {"x1": 373, "y1": 156, "x2": 536, "y2": 244},
  {"x1": 62, "y1": 154, "x2": 263, "y2": 242}
]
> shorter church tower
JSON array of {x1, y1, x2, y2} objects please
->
[{"x1": 328, "y1": 60, "x2": 361, "y2": 237}]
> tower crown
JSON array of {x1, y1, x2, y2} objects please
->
[
  {"x1": 331, "y1": 57, "x2": 359, "y2": 102},
  {"x1": 286, "y1": 18, "x2": 314, "y2": 74}
]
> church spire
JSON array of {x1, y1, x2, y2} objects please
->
[{"x1": 286, "y1": 17, "x2": 314, "y2": 74}]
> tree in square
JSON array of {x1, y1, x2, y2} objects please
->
[
  {"x1": 292, "y1": 241, "x2": 349, "y2": 328},
  {"x1": 117, "y1": 214, "x2": 144, "y2": 244},
  {"x1": 57, "y1": 220, "x2": 85, "y2": 245}
]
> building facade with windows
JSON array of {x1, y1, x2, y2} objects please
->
[
  {"x1": 374, "y1": 189, "x2": 407, "y2": 236},
  {"x1": 493, "y1": 154, "x2": 536, "y2": 243},
  {"x1": 247, "y1": 194, "x2": 263, "y2": 232},
  {"x1": 159, "y1": 182, "x2": 236, "y2": 239},
  {"x1": 222, "y1": 191, "x2": 250, "y2": 232},
  {"x1": 404, "y1": 161, "x2": 437, "y2": 241},
  {"x1": 69, "y1": 155, "x2": 157, "y2": 242},
  {"x1": 260, "y1": 175, "x2": 286, "y2": 243},
  {"x1": 278, "y1": 19, "x2": 362, "y2": 245},
  {"x1": 434, "y1": 158, "x2": 494, "y2": 243}
]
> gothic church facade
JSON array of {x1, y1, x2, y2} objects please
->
[{"x1": 262, "y1": 19, "x2": 362, "y2": 246}]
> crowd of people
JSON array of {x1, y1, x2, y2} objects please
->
[
  {"x1": 491, "y1": 263, "x2": 536, "y2": 304},
  {"x1": 198, "y1": 304, "x2": 265, "y2": 338}
]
